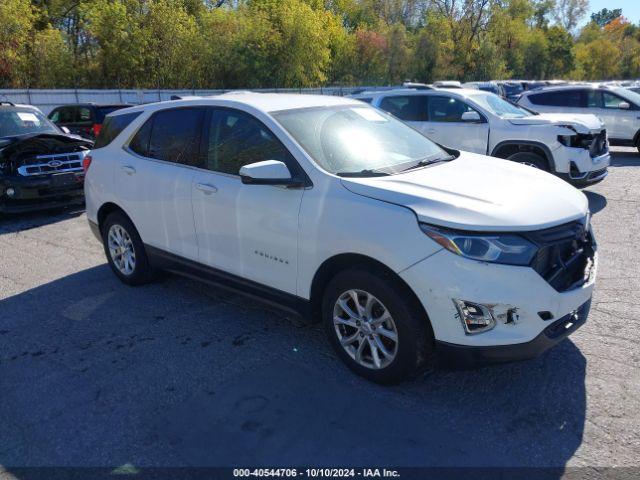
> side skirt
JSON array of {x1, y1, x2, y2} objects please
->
[{"x1": 145, "y1": 245, "x2": 312, "y2": 319}]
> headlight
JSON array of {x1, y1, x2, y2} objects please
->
[{"x1": 420, "y1": 224, "x2": 537, "y2": 266}]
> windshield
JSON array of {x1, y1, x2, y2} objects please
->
[
  {"x1": 470, "y1": 94, "x2": 530, "y2": 118},
  {"x1": 0, "y1": 109, "x2": 59, "y2": 138},
  {"x1": 503, "y1": 83, "x2": 523, "y2": 96},
  {"x1": 272, "y1": 105, "x2": 449, "y2": 175},
  {"x1": 614, "y1": 87, "x2": 640, "y2": 106}
]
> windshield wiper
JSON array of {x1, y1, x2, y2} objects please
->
[
  {"x1": 336, "y1": 169, "x2": 391, "y2": 177},
  {"x1": 400, "y1": 155, "x2": 455, "y2": 172}
]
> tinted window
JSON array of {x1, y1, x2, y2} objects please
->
[
  {"x1": 56, "y1": 107, "x2": 76, "y2": 123},
  {"x1": 207, "y1": 109, "x2": 292, "y2": 175},
  {"x1": 528, "y1": 90, "x2": 583, "y2": 107},
  {"x1": 602, "y1": 92, "x2": 624, "y2": 109},
  {"x1": 96, "y1": 105, "x2": 129, "y2": 123},
  {"x1": 586, "y1": 91, "x2": 602, "y2": 108},
  {"x1": 147, "y1": 108, "x2": 205, "y2": 166},
  {"x1": 379, "y1": 96, "x2": 428, "y2": 121},
  {"x1": 94, "y1": 111, "x2": 142, "y2": 149},
  {"x1": 428, "y1": 96, "x2": 477, "y2": 122},
  {"x1": 129, "y1": 117, "x2": 153, "y2": 157}
]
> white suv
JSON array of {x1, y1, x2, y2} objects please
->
[
  {"x1": 518, "y1": 85, "x2": 640, "y2": 153},
  {"x1": 85, "y1": 93, "x2": 597, "y2": 383},
  {"x1": 355, "y1": 88, "x2": 610, "y2": 186}
]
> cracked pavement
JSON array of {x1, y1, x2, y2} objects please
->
[{"x1": 0, "y1": 148, "x2": 638, "y2": 471}]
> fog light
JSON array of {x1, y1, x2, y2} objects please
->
[
  {"x1": 453, "y1": 300, "x2": 496, "y2": 334},
  {"x1": 5, "y1": 187, "x2": 15, "y2": 197}
]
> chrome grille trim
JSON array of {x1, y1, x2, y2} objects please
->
[{"x1": 17, "y1": 151, "x2": 88, "y2": 177}]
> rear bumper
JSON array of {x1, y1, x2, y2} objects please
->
[
  {"x1": 436, "y1": 299, "x2": 590, "y2": 365},
  {"x1": 0, "y1": 173, "x2": 84, "y2": 213}
]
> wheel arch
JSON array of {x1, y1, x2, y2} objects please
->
[
  {"x1": 97, "y1": 202, "x2": 133, "y2": 234},
  {"x1": 308, "y1": 253, "x2": 433, "y2": 333},
  {"x1": 491, "y1": 140, "x2": 554, "y2": 171}
]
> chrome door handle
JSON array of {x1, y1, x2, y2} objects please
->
[
  {"x1": 121, "y1": 165, "x2": 136, "y2": 175},
  {"x1": 195, "y1": 183, "x2": 218, "y2": 194}
]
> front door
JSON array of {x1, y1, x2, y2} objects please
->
[{"x1": 191, "y1": 108, "x2": 304, "y2": 294}]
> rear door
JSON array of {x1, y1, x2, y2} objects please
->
[
  {"x1": 423, "y1": 95, "x2": 488, "y2": 153},
  {"x1": 118, "y1": 107, "x2": 206, "y2": 260},
  {"x1": 191, "y1": 107, "x2": 304, "y2": 293}
]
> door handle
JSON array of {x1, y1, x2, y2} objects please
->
[
  {"x1": 426, "y1": 129, "x2": 436, "y2": 134},
  {"x1": 195, "y1": 183, "x2": 218, "y2": 194},
  {"x1": 121, "y1": 165, "x2": 136, "y2": 175}
]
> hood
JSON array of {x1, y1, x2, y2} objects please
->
[
  {"x1": 340, "y1": 153, "x2": 588, "y2": 232},
  {"x1": 509, "y1": 113, "x2": 604, "y2": 133},
  {"x1": 0, "y1": 133, "x2": 93, "y2": 173}
]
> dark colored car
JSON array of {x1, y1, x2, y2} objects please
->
[
  {"x1": 0, "y1": 102, "x2": 93, "y2": 214},
  {"x1": 48, "y1": 103, "x2": 131, "y2": 140}
]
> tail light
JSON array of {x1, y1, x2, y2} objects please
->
[
  {"x1": 92, "y1": 123, "x2": 102, "y2": 138},
  {"x1": 83, "y1": 154, "x2": 92, "y2": 173}
]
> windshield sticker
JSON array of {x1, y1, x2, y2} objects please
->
[
  {"x1": 17, "y1": 112, "x2": 40, "y2": 123},
  {"x1": 352, "y1": 108, "x2": 387, "y2": 122}
]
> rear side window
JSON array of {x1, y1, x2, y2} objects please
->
[
  {"x1": 129, "y1": 107, "x2": 205, "y2": 166},
  {"x1": 528, "y1": 90, "x2": 583, "y2": 107},
  {"x1": 94, "y1": 111, "x2": 142, "y2": 148},
  {"x1": 78, "y1": 107, "x2": 92, "y2": 122},
  {"x1": 379, "y1": 96, "x2": 428, "y2": 121}
]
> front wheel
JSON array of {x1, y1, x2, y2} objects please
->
[
  {"x1": 507, "y1": 151, "x2": 548, "y2": 170},
  {"x1": 102, "y1": 211, "x2": 155, "y2": 286},
  {"x1": 322, "y1": 269, "x2": 433, "y2": 384}
]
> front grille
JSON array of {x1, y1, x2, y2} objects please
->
[
  {"x1": 17, "y1": 152, "x2": 85, "y2": 177},
  {"x1": 525, "y1": 220, "x2": 595, "y2": 292}
]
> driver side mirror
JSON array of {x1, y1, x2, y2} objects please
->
[
  {"x1": 240, "y1": 160, "x2": 304, "y2": 188},
  {"x1": 61, "y1": 126, "x2": 71, "y2": 134},
  {"x1": 619, "y1": 101, "x2": 631, "y2": 110},
  {"x1": 461, "y1": 111, "x2": 481, "y2": 122}
]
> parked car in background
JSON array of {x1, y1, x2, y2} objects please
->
[
  {"x1": 496, "y1": 81, "x2": 525, "y2": 102},
  {"x1": 0, "y1": 102, "x2": 92, "y2": 214},
  {"x1": 48, "y1": 103, "x2": 131, "y2": 140},
  {"x1": 462, "y1": 81, "x2": 506, "y2": 97},
  {"x1": 85, "y1": 93, "x2": 596, "y2": 383},
  {"x1": 518, "y1": 85, "x2": 640, "y2": 153},
  {"x1": 433, "y1": 80, "x2": 462, "y2": 88},
  {"x1": 355, "y1": 88, "x2": 609, "y2": 186}
]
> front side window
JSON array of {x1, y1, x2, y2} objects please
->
[
  {"x1": 206, "y1": 109, "x2": 292, "y2": 175},
  {"x1": 379, "y1": 96, "x2": 428, "y2": 121},
  {"x1": 58, "y1": 107, "x2": 76, "y2": 123},
  {"x1": 272, "y1": 105, "x2": 449, "y2": 176},
  {"x1": 0, "y1": 109, "x2": 59, "y2": 138},
  {"x1": 129, "y1": 108, "x2": 205, "y2": 166},
  {"x1": 602, "y1": 92, "x2": 625, "y2": 109},
  {"x1": 428, "y1": 96, "x2": 478, "y2": 122}
]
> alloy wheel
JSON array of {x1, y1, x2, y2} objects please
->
[
  {"x1": 333, "y1": 289, "x2": 399, "y2": 369},
  {"x1": 107, "y1": 224, "x2": 136, "y2": 276}
]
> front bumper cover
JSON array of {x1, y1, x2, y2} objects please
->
[
  {"x1": 436, "y1": 298, "x2": 590, "y2": 365},
  {"x1": 0, "y1": 172, "x2": 84, "y2": 213}
]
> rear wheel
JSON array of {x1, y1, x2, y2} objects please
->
[
  {"x1": 102, "y1": 212, "x2": 155, "y2": 286},
  {"x1": 507, "y1": 151, "x2": 548, "y2": 170},
  {"x1": 322, "y1": 269, "x2": 433, "y2": 384}
]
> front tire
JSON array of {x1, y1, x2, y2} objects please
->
[
  {"x1": 507, "y1": 151, "x2": 548, "y2": 170},
  {"x1": 102, "y1": 212, "x2": 155, "y2": 286},
  {"x1": 322, "y1": 268, "x2": 433, "y2": 384}
]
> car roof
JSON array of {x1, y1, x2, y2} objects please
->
[
  {"x1": 520, "y1": 84, "x2": 599, "y2": 96},
  {"x1": 111, "y1": 93, "x2": 361, "y2": 116},
  {"x1": 363, "y1": 88, "x2": 493, "y2": 99},
  {"x1": 0, "y1": 103, "x2": 41, "y2": 111}
]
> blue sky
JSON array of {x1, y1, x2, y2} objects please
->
[{"x1": 583, "y1": 0, "x2": 640, "y2": 25}]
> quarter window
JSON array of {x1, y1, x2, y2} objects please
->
[
  {"x1": 206, "y1": 109, "x2": 292, "y2": 175},
  {"x1": 379, "y1": 96, "x2": 428, "y2": 121},
  {"x1": 94, "y1": 112, "x2": 142, "y2": 149},
  {"x1": 428, "y1": 96, "x2": 478, "y2": 122},
  {"x1": 78, "y1": 107, "x2": 92, "y2": 122}
]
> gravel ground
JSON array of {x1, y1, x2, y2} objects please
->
[{"x1": 0, "y1": 148, "x2": 638, "y2": 473}]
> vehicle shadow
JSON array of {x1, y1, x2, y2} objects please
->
[
  {"x1": 0, "y1": 206, "x2": 85, "y2": 235},
  {"x1": 610, "y1": 151, "x2": 640, "y2": 167},
  {"x1": 0, "y1": 266, "x2": 586, "y2": 475},
  {"x1": 584, "y1": 190, "x2": 607, "y2": 214}
]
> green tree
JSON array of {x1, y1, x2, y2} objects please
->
[
  {"x1": 545, "y1": 25, "x2": 574, "y2": 77},
  {"x1": 0, "y1": 0, "x2": 33, "y2": 87}
]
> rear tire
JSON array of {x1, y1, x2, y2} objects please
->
[
  {"x1": 102, "y1": 212, "x2": 155, "y2": 286},
  {"x1": 507, "y1": 151, "x2": 548, "y2": 170},
  {"x1": 322, "y1": 268, "x2": 433, "y2": 384}
]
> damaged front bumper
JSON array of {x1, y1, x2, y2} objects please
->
[{"x1": 0, "y1": 172, "x2": 85, "y2": 214}]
